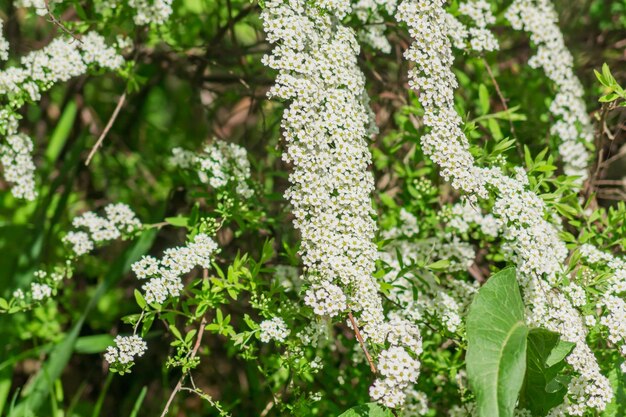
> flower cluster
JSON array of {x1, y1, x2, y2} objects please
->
[
  {"x1": 259, "y1": 317, "x2": 290, "y2": 343},
  {"x1": 0, "y1": 33, "x2": 122, "y2": 103},
  {"x1": 506, "y1": 0, "x2": 592, "y2": 183},
  {"x1": 132, "y1": 233, "x2": 219, "y2": 304},
  {"x1": 396, "y1": 0, "x2": 612, "y2": 413},
  {"x1": 448, "y1": 201, "x2": 499, "y2": 238},
  {"x1": 261, "y1": 0, "x2": 385, "y2": 339},
  {"x1": 262, "y1": 0, "x2": 429, "y2": 407},
  {"x1": 170, "y1": 139, "x2": 254, "y2": 198},
  {"x1": 14, "y1": 0, "x2": 54, "y2": 15},
  {"x1": 0, "y1": 31, "x2": 123, "y2": 200},
  {"x1": 353, "y1": 0, "x2": 398, "y2": 53},
  {"x1": 104, "y1": 335, "x2": 148, "y2": 373},
  {"x1": 8, "y1": 203, "x2": 140, "y2": 308},
  {"x1": 129, "y1": 0, "x2": 173, "y2": 25},
  {"x1": 458, "y1": 0, "x2": 499, "y2": 52},
  {"x1": 64, "y1": 203, "x2": 142, "y2": 255},
  {"x1": 96, "y1": 0, "x2": 173, "y2": 25},
  {"x1": 0, "y1": 134, "x2": 36, "y2": 200},
  {"x1": 370, "y1": 344, "x2": 421, "y2": 408},
  {"x1": 0, "y1": 21, "x2": 8, "y2": 61},
  {"x1": 579, "y1": 244, "x2": 626, "y2": 370}
]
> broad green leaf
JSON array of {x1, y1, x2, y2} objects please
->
[
  {"x1": 338, "y1": 402, "x2": 393, "y2": 417},
  {"x1": 602, "y1": 362, "x2": 626, "y2": 417},
  {"x1": 519, "y1": 328, "x2": 574, "y2": 416},
  {"x1": 467, "y1": 268, "x2": 528, "y2": 417}
]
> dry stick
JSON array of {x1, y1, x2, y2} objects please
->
[
  {"x1": 160, "y1": 268, "x2": 209, "y2": 417},
  {"x1": 347, "y1": 311, "x2": 377, "y2": 374},
  {"x1": 85, "y1": 92, "x2": 127, "y2": 165},
  {"x1": 43, "y1": 0, "x2": 83, "y2": 44},
  {"x1": 160, "y1": 315, "x2": 208, "y2": 417}
]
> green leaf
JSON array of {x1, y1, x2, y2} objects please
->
[
  {"x1": 379, "y1": 193, "x2": 397, "y2": 209},
  {"x1": 74, "y1": 334, "x2": 115, "y2": 354},
  {"x1": 45, "y1": 101, "x2": 77, "y2": 163},
  {"x1": 519, "y1": 328, "x2": 575, "y2": 416},
  {"x1": 466, "y1": 268, "x2": 528, "y2": 417},
  {"x1": 479, "y1": 84, "x2": 490, "y2": 114},
  {"x1": 602, "y1": 362, "x2": 626, "y2": 417},
  {"x1": 338, "y1": 402, "x2": 393, "y2": 417},
  {"x1": 165, "y1": 216, "x2": 189, "y2": 228},
  {"x1": 426, "y1": 259, "x2": 451, "y2": 271},
  {"x1": 134, "y1": 289, "x2": 147, "y2": 310}
]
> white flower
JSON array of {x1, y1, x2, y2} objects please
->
[
  {"x1": 63, "y1": 231, "x2": 94, "y2": 256},
  {"x1": 105, "y1": 335, "x2": 147, "y2": 365},
  {"x1": 79, "y1": 32, "x2": 124, "y2": 70},
  {"x1": 0, "y1": 134, "x2": 36, "y2": 200},
  {"x1": 262, "y1": 0, "x2": 387, "y2": 347},
  {"x1": 0, "y1": 21, "x2": 9, "y2": 61},
  {"x1": 30, "y1": 283, "x2": 52, "y2": 301},
  {"x1": 134, "y1": 234, "x2": 218, "y2": 304},
  {"x1": 170, "y1": 140, "x2": 254, "y2": 198},
  {"x1": 104, "y1": 203, "x2": 142, "y2": 233},
  {"x1": 505, "y1": 0, "x2": 592, "y2": 184},
  {"x1": 73, "y1": 211, "x2": 121, "y2": 242},
  {"x1": 396, "y1": 0, "x2": 611, "y2": 413},
  {"x1": 259, "y1": 317, "x2": 290, "y2": 343}
]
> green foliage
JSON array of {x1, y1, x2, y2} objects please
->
[
  {"x1": 466, "y1": 268, "x2": 528, "y2": 417},
  {"x1": 0, "y1": 1, "x2": 624, "y2": 416},
  {"x1": 338, "y1": 403, "x2": 394, "y2": 417},
  {"x1": 519, "y1": 329, "x2": 574, "y2": 416},
  {"x1": 595, "y1": 64, "x2": 626, "y2": 105}
]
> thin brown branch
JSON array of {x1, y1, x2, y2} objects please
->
[
  {"x1": 348, "y1": 311, "x2": 377, "y2": 374},
  {"x1": 44, "y1": 0, "x2": 83, "y2": 44},
  {"x1": 85, "y1": 92, "x2": 127, "y2": 165},
  {"x1": 159, "y1": 286, "x2": 209, "y2": 417}
]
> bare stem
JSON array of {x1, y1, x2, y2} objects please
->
[
  {"x1": 347, "y1": 311, "x2": 377, "y2": 374},
  {"x1": 159, "y1": 298, "x2": 209, "y2": 417},
  {"x1": 44, "y1": 0, "x2": 83, "y2": 44},
  {"x1": 85, "y1": 92, "x2": 127, "y2": 165}
]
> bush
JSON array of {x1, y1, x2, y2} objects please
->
[{"x1": 1, "y1": 0, "x2": 626, "y2": 416}]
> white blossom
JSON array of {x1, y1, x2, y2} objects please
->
[
  {"x1": 30, "y1": 283, "x2": 52, "y2": 301},
  {"x1": 170, "y1": 140, "x2": 254, "y2": 199},
  {"x1": 104, "y1": 335, "x2": 147, "y2": 365},
  {"x1": 505, "y1": 0, "x2": 592, "y2": 184},
  {"x1": 396, "y1": 1, "x2": 611, "y2": 413},
  {"x1": 1, "y1": 134, "x2": 36, "y2": 200},
  {"x1": 133, "y1": 233, "x2": 219, "y2": 304},
  {"x1": 259, "y1": 317, "x2": 290, "y2": 343}
]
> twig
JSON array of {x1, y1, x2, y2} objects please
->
[
  {"x1": 159, "y1": 313, "x2": 208, "y2": 417},
  {"x1": 347, "y1": 312, "x2": 377, "y2": 374},
  {"x1": 44, "y1": 0, "x2": 82, "y2": 44},
  {"x1": 260, "y1": 400, "x2": 274, "y2": 417},
  {"x1": 85, "y1": 92, "x2": 127, "y2": 165}
]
